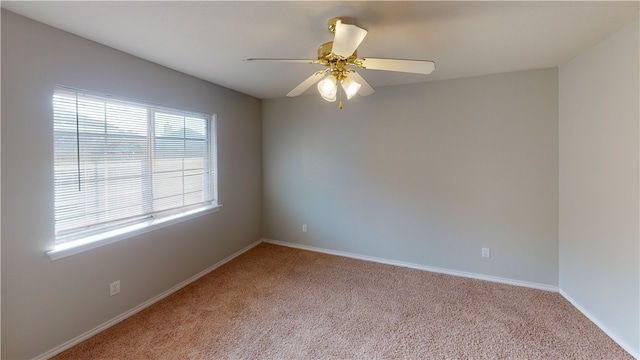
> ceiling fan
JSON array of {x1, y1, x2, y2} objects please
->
[{"x1": 246, "y1": 17, "x2": 436, "y2": 108}]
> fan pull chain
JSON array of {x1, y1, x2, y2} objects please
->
[{"x1": 338, "y1": 83, "x2": 343, "y2": 109}]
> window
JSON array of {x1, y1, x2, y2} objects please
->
[{"x1": 52, "y1": 87, "x2": 218, "y2": 251}]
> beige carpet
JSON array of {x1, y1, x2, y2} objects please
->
[{"x1": 52, "y1": 243, "x2": 632, "y2": 359}]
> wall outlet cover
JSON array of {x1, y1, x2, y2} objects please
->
[{"x1": 110, "y1": 280, "x2": 121, "y2": 296}]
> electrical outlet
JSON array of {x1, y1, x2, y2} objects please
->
[
  {"x1": 110, "y1": 280, "x2": 120, "y2": 296},
  {"x1": 302, "y1": 224, "x2": 308, "y2": 232},
  {"x1": 482, "y1": 248, "x2": 491, "y2": 258}
]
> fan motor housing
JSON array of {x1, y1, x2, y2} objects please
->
[{"x1": 317, "y1": 41, "x2": 358, "y2": 64}]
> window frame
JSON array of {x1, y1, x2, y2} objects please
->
[{"x1": 47, "y1": 87, "x2": 221, "y2": 260}]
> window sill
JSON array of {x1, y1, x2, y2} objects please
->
[{"x1": 46, "y1": 204, "x2": 222, "y2": 261}]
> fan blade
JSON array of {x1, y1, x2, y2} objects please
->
[
  {"x1": 287, "y1": 71, "x2": 327, "y2": 97},
  {"x1": 347, "y1": 71, "x2": 375, "y2": 96},
  {"x1": 245, "y1": 58, "x2": 318, "y2": 64},
  {"x1": 359, "y1": 58, "x2": 435, "y2": 74},
  {"x1": 332, "y1": 20, "x2": 368, "y2": 58}
]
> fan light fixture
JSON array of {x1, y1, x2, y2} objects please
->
[
  {"x1": 317, "y1": 75, "x2": 337, "y2": 102},
  {"x1": 341, "y1": 76, "x2": 361, "y2": 99},
  {"x1": 317, "y1": 74, "x2": 362, "y2": 104}
]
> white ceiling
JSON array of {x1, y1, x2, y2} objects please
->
[{"x1": 2, "y1": 1, "x2": 638, "y2": 99}]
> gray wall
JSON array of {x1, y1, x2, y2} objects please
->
[
  {"x1": 263, "y1": 68, "x2": 559, "y2": 287},
  {"x1": 559, "y1": 19, "x2": 639, "y2": 354},
  {"x1": 1, "y1": 10, "x2": 262, "y2": 359}
]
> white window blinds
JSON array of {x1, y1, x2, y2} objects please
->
[{"x1": 53, "y1": 87, "x2": 217, "y2": 244}]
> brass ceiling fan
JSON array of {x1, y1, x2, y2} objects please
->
[{"x1": 246, "y1": 17, "x2": 436, "y2": 108}]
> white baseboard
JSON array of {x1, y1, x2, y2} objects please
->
[
  {"x1": 33, "y1": 239, "x2": 263, "y2": 360},
  {"x1": 559, "y1": 289, "x2": 639, "y2": 359},
  {"x1": 262, "y1": 238, "x2": 558, "y2": 292}
]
